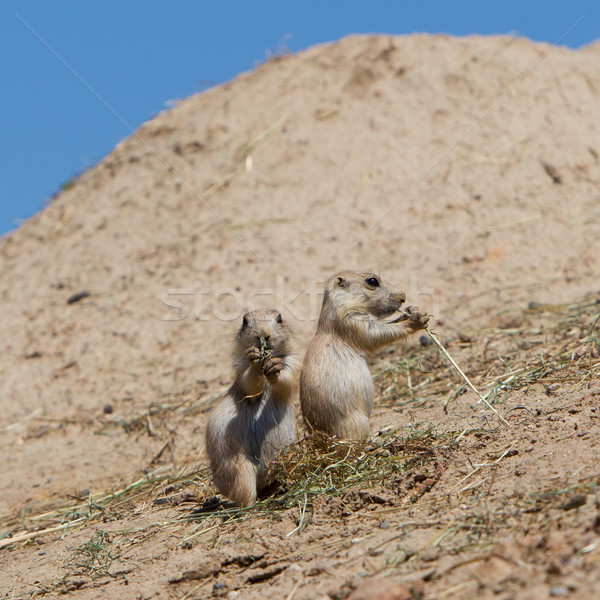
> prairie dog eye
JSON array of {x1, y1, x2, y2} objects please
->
[
  {"x1": 242, "y1": 315, "x2": 249, "y2": 327},
  {"x1": 365, "y1": 277, "x2": 380, "y2": 288},
  {"x1": 276, "y1": 313, "x2": 283, "y2": 324}
]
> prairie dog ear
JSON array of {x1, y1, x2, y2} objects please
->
[{"x1": 336, "y1": 276, "x2": 347, "y2": 288}]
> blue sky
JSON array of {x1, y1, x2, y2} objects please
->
[{"x1": 1, "y1": 1, "x2": 598, "y2": 236}]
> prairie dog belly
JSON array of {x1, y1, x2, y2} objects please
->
[{"x1": 301, "y1": 334, "x2": 374, "y2": 430}]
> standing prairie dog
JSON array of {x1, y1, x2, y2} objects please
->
[
  {"x1": 300, "y1": 271, "x2": 429, "y2": 440},
  {"x1": 205, "y1": 309, "x2": 299, "y2": 507}
]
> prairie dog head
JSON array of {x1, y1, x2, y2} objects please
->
[
  {"x1": 236, "y1": 309, "x2": 293, "y2": 358},
  {"x1": 319, "y1": 271, "x2": 407, "y2": 328}
]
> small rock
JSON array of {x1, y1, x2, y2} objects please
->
[
  {"x1": 550, "y1": 586, "x2": 568, "y2": 596},
  {"x1": 542, "y1": 161, "x2": 563, "y2": 184},
  {"x1": 305, "y1": 563, "x2": 326, "y2": 577},
  {"x1": 67, "y1": 290, "x2": 91, "y2": 304},
  {"x1": 546, "y1": 560, "x2": 562, "y2": 575},
  {"x1": 167, "y1": 556, "x2": 220, "y2": 583},
  {"x1": 457, "y1": 332, "x2": 472, "y2": 344},
  {"x1": 419, "y1": 335, "x2": 432, "y2": 347},
  {"x1": 212, "y1": 581, "x2": 227, "y2": 596},
  {"x1": 419, "y1": 547, "x2": 439, "y2": 562},
  {"x1": 285, "y1": 564, "x2": 302, "y2": 580},
  {"x1": 497, "y1": 312, "x2": 524, "y2": 329},
  {"x1": 76, "y1": 488, "x2": 91, "y2": 499},
  {"x1": 560, "y1": 494, "x2": 587, "y2": 511},
  {"x1": 153, "y1": 491, "x2": 194, "y2": 507},
  {"x1": 103, "y1": 404, "x2": 113, "y2": 414},
  {"x1": 245, "y1": 565, "x2": 286, "y2": 584},
  {"x1": 61, "y1": 577, "x2": 92, "y2": 592}
]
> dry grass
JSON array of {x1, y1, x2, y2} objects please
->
[
  {"x1": 65, "y1": 530, "x2": 123, "y2": 579},
  {"x1": 178, "y1": 427, "x2": 452, "y2": 545},
  {"x1": 2, "y1": 295, "x2": 599, "y2": 598},
  {"x1": 374, "y1": 295, "x2": 600, "y2": 414}
]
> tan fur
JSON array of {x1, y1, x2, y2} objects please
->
[
  {"x1": 300, "y1": 271, "x2": 429, "y2": 440},
  {"x1": 205, "y1": 309, "x2": 299, "y2": 507}
]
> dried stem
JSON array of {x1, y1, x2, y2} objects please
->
[{"x1": 426, "y1": 329, "x2": 510, "y2": 427}]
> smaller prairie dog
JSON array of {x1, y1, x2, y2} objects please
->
[
  {"x1": 300, "y1": 271, "x2": 429, "y2": 440},
  {"x1": 205, "y1": 309, "x2": 299, "y2": 507}
]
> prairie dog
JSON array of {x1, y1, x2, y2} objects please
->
[
  {"x1": 205, "y1": 309, "x2": 299, "y2": 507},
  {"x1": 300, "y1": 271, "x2": 429, "y2": 440}
]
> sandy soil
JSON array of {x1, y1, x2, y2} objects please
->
[{"x1": 1, "y1": 34, "x2": 600, "y2": 599}]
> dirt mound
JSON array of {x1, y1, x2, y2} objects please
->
[{"x1": 1, "y1": 34, "x2": 599, "y2": 598}]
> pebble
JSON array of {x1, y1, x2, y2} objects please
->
[
  {"x1": 550, "y1": 586, "x2": 568, "y2": 596},
  {"x1": 66, "y1": 290, "x2": 91, "y2": 304},
  {"x1": 419, "y1": 335, "x2": 432, "y2": 347},
  {"x1": 560, "y1": 494, "x2": 587, "y2": 511}
]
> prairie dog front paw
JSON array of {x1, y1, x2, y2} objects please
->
[
  {"x1": 262, "y1": 356, "x2": 283, "y2": 381},
  {"x1": 404, "y1": 305, "x2": 430, "y2": 331},
  {"x1": 245, "y1": 346, "x2": 262, "y2": 365}
]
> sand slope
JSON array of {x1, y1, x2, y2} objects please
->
[{"x1": 1, "y1": 34, "x2": 600, "y2": 598}]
